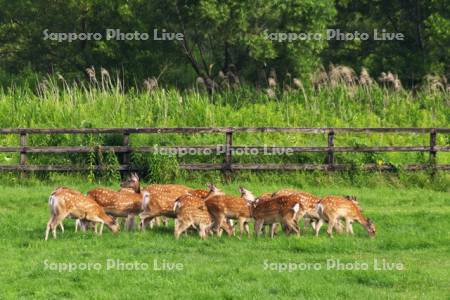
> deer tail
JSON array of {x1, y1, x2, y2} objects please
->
[
  {"x1": 48, "y1": 194, "x2": 59, "y2": 216},
  {"x1": 173, "y1": 200, "x2": 181, "y2": 212},
  {"x1": 142, "y1": 192, "x2": 150, "y2": 211},
  {"x1": 316, "y1": 203, "x2": 324, "y2": 216}
]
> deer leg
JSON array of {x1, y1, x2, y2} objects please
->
[
  {"x1": 254, "y1": 220, "x2": 263, "y2": 238},
  {"x1": 270, "y1": 223, "x2": 276, "y2": 239},
  {"x1": 45, "y1": 216, "x2": 56, "y2": 240},
  {"x1": 75, "y1": 219, "x2": 80, "y2": 232},
  {"x1": 175, "y1": 220, "x2": 192, "y2": 239},
  {"x1": 288, "y1": 220, "x2": 300, "y2": 237},
  {"x1": 314, "y1": 219, "x2": 324, "y2": 237},
  {"x1": 270, "y1": 223, "x2": 279, "y2": 237},
  {"x1": 50, "y1": 213, "x2": 68, "y2": 239},
  {"x1": 244, "y1": 222, "x2": 250, "y2": 238},
  {"x1": 220, "y1": 219, "x2": 234, "y2": 237},
  {"x1": 215, "y1": 214, "x2": 226, "y2": 237},
  {"x1": 125, "y1": 215, "x2": 136, "y2": 231},
  {"x1": 303, "y1": 217, "x2": 311, "y2": 231},
  {"x1": 346, "y1": 218, "x2": 354, "y2": 235},
  {"x1": 161, "y1": 216, "x2": 168, "y2": 227},
  {"x1": 140, "y1": 214, "x2": 155, "y2": 231},
  {"x1": 238, "y1": 218, "x2": 245, "y2": 240},
  {"x1": 283, "y1": 216, "x2": 300, "y2": 237},
  {"x1": 327, "y1": 218, "x2": 336, "y2": 238},
  {"x1": 310, "y1": 219, "x2": 317, "y2": 231},
  {"x1": 199, "y1": 224, "x2": 208, "y2": 240},
  {"x1": 334, "y1": 219, "x2": 344, "y2": 234}
]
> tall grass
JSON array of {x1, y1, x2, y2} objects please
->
[{"x1": 0, "y1": 78, "x2": 448, "y2": 187}]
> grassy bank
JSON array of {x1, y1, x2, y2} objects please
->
[{"x1": 0, "y1": 181, "x2": 449, "y2": 299}]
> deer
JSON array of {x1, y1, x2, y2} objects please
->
[
  {"x1": 204, "y1": 184, "x2": 252, "y2": 239},
  {"x1": 240, "y1": 187, "x2": 300, "y2": 238},
  {"x1": 139, "y1": 183, "x2": 194, "y2": 230},
  {"x1": 173, "y1": 185, "x2": 231, "y2": 235},
  {"x1": 239, "y1": 189, "x2": 277, "y2": 236},
  {"x1": 272, "y1": 188, "x2": 343, "y2": 233},
  {"x1": 173, "y1": 194, "x2": 212, "y2": 239},
  {"x1": 315, "y1": 195, "x2": 376, "y2": 238},
  {"x1": 45, "y1": 187, "x2": 119, "y2": 240},
  {"x1": 87, "y1": 173, "x2": 145, "y2": 231}
]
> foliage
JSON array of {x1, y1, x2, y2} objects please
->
[{"x1": 0, "y1": 0, "x2": 448, "y2": 86}]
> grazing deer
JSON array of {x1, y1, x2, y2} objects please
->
[
  {"x1": 173, "y1": 194, "x2": 212, "y2": 239},
  {"x1": 45, "y1": 187, "x2": 119, "y2": 240},
  {"x1": 87, "y1": 173, "x2": 145, "y2": 230},
  {"x1": 315, "y1": 196, "x2": 376, "y2": 238},
  {"x1": 205, "y1": 184, "x2": 251, "y2": 238},
  {"x1": 239, "y1": 189, "x2": 278, "y2": 236},
  {"x1": 139, "y1": 184, "x2": 193, "y2": 230},
  {"x1": 272, "y1": 188, "x2": 339, "y2": 232},
  {"x1": 240, "y1": 187, "x2": 300, "y2": 238}
]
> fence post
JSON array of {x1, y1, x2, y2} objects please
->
[
  {"x1": 121, "y1": 132, "x2": 130, "y2": 178},
  {"x1": 327, "y1": 129, "x2": 335, "y2": 170},
  {"x1": 19, "y1": 130, "x2": 28, "y2": 179},
  {"x1": 224, "y1": 130, "x2": 233, "y2": 181},
  {"x1": 429, "y1": 128, "x2": 437, "y2": 176}
]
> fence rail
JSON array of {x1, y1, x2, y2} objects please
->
[{"x1": 0, "y1": 127, "x2": 449, "y2": 173}]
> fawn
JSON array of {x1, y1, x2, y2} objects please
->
[
  {"x1": 87, "y1": 173, "x2": 145, "y2": 230},
  {"x1": 45, "y1": 187, "x2": 119, "y2": 240},
  {"x1": 204, "y1": 184, "x2": 251, "y2": 238},
  {"x1": 315, "y1": 195, "x2": 376, "y2": 237},
  {"x1": 240, "y1": 187, "x2": 300, "y2": 238}
]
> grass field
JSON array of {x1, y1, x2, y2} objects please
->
[{"x1": 0, "y1": 181, "x2": 449, "y2": 299}]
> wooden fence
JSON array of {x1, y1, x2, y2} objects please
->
[{"x1": 0, "y1": 127, "x2": 449, "y2": 173}]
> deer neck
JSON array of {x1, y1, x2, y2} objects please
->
[{"x1": 355, "y1": 211, "x2": 369, "y2": 227}]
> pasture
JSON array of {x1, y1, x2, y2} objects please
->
[{"x1": 0, "y1": 181, "x2": 448, "y2": 299}]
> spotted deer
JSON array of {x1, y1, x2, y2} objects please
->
[
  {"x1": 139, "y1": 183, "x2": 193, "y2": 230},
  {"x1": 272, "y1": 189, "x2": 342, "y2": 232},
  {"x1": 205, "y1": 184, "x2": 251, "y2": 238},
  {"x1": 87, "y1": 173, "x2": 145, "y2": 230},
  {"x1": 45, "y1": 187, "x2": 119, "y2": 240},
  {"x1": 315, "y1": 196, "x2": 376, "y2": 238},
  {"x1": 240, "y1": 187, "x2": 300, "y2": 238},
  {"x1": 239, "y1": 189, "x2": 278, "y2": 236},
  {"x1": 173, "y1": 194, "x2": 212, "y2": 239}
]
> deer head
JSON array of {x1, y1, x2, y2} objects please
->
[
  {"x1": 206, "y1": 183, "x2": 223, "y2": 195},
  {"x1": 239, "y1": 187, "x2": 256, "y2": 204},
  {"x1": 365, "y1": 218, "x2": 376, "y2": 237},
  {"x1": 105, "y1": 216, "x2": 120, "y2": 234},
  {"x1": 120, "y1": 173, "x2": 141, "y2": 193}
]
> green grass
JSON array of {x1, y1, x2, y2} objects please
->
[{"x1": 0, "y1": 181, "x2": 449, "y2": 299}]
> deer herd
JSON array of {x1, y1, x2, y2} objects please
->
[{"x1": 45, "y1": 173, "x2": 376, "y2": 241}]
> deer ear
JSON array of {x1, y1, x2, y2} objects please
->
[
  {"x1": 131, "y1": 173, "x2": 139, "y2": 181},
  {"x1": 367, "y1": 218, "x2": 373, "y2": 225}
]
